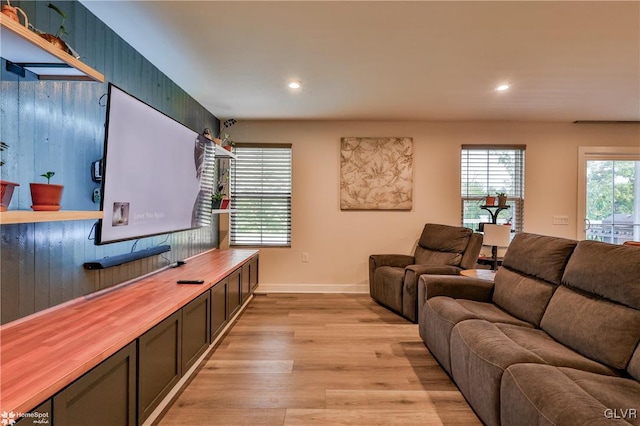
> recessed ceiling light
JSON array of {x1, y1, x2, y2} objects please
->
[
  {"x1": 288, "y1": 81, "x2": 301, "y2": 89},
  {"x1": 496, "y1": 84, "x2": 510, "y2": 91}
]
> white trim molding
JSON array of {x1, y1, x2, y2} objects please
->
[{"x1": 255, "y1": 283, "x2": 369, "y2": 294}]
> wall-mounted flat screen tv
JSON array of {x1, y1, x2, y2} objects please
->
[{"x1": 97, "y1": 84, "x2": 215, "y2": 244}]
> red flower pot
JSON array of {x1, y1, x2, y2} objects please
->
[
  {"x1": 30, "y1": 183, "x2": 64, "y2": 211},
  {"x1": 0, "y1": 180, "x2": 20, "y2": 212}
]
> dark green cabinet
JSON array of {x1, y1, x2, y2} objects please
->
[
  {"x1": 182, "y1": 291, "x2": 211, "y2": 373},
  {"x1": 211, "y1": 278, "x2": 228, "y2": 340},
  {"x1": 241, "y1": 262, "x2": 251, "y2": 302},
  {"x1": 138, "y1": 311, "x2": 182, "y2": 424},
  {"x1": 249, "y1": 256, "x2": 259, "y2": 291},
  {"x1": 227, "y1": 268, "x2": 241, "y2": 318},
  {"x1": 53, "y1": 342, "x2": 136, "y2": 426}
]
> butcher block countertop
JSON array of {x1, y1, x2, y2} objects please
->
[{"x1": 0, "y1": 248, "x2": 258, "y2": 414}]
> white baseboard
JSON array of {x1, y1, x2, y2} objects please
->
[{"x1": 255, "y1": 283, "x2": 369, "y2": 294}]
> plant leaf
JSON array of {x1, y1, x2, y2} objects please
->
[{"x1": 48, "y1": 3, "x2": 66, "y2": 19}]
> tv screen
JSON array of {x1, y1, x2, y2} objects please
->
[{"x1": 97, "y1": 84, "x2": 214, "y2": 244}]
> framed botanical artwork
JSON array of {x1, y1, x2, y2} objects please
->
[{"x1": 340, "y1": 137, "x2": 413, "y2": 210}]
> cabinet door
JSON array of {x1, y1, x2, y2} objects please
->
[
  {"x1": 241, "y1": 262, "x2": 250, "y2": 302},
  {"x1": 249, "y1": 255, "x2": 259, "y2": 292},
  {"x1": 53, "y1": 342, "x2": 136, "y2": 426},
  {"x1": 15, "y1": 400, "x2": 51, "y2": 426},
  {"x1": 138, "y1": 311, "x2": 182, "y2": 424},
  {"x1": 227, "y1": 268, "x2": 241, "y2": 318},
  {"x1": 211, "y1": 278, "x2": 228, "y2": 340},
  {"x1": 182, "y1": 291, "x2": 211, "y2": 373}
]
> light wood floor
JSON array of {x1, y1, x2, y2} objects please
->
[{"x1": 157, "y1": 293, "x2": 481, "y2": 425}]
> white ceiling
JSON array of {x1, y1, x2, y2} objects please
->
[{"x1": 81, "y1": 1, "x2": 640, "y2": 122}]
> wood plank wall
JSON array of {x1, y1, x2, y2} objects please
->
[{"x1": 0, "y1": 1, "x2": 220, "y2": 324}]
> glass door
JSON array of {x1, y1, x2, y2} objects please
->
[{"x1": 578, "y1": 147, "x2": 640, "y2": 244}]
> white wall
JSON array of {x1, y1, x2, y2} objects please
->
[{"x1": 224, "y1": 121, "x2": 640, "y2": 291}]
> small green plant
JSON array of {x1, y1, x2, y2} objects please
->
[
  {"x1": 0, "y1": 141, "x2": 8, "y2": 167},
  {"x1": 41, "y1": 171, "x2": 55, "y2": 184},
  {"x1": 212, "y1": 183, "x2": 225, "y2": 202},
  {"x1": 496, "y1": 192, "x2": 506, "y2": 197},
  {"x1": 47, "y1": 3, "x2": 68, "y2": 38}
]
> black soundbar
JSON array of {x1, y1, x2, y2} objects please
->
[{"x1": 83, "y1": 245, "x2": 171, "y2": 270}]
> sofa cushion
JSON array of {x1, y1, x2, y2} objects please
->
[
  {"x1": 414, "y1": 224, "x2": 471, "y2": 266},
  {"x1": 491, "y1": 233, "x2": 577, "y2": 326},
  {"x1": 414, "y1": 247, "x2": 463, "y2": 267},
  {"x1": 492, "y1": 268, "x2": 557, "y2": 327},
  {"x1": 501, "y1": 364, "x2": 640, "y2": 426},
  {"x1": 450, "y1": 320, "x2": 618, "y2": 426},
  {"x1": 629, "y1": 346, "x2": 640, "y2": 382},
  {"x1": 418, "y1": 223, "x2": 472, "y2": 252},
  {"x1": 541, "y1": 286, "x2": 640, "y2": 371},
  {"x1": 419, "y1": 297, "x2": 532, "y2": 374},
  {"x1": 562, "y1": 240, "x2": 640, "y2": 310},
  {"x1": 501, "y1": 233, "x2": 577, "y2": 285}
]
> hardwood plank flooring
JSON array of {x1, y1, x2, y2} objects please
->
[{"x1": 157, "y1": 294, "x2": 481, "y2": 425}]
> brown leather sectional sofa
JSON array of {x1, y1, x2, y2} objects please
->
[{"x1": 418, "y1": 233, "x2": 640, "y2": 426}]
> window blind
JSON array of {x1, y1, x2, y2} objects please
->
[
  {"x1": 461, "y1": 145, "x2": 526, "y2": 232},
  {"x1": 230, "y1": 143, "x2": 292, "y2": 247}
]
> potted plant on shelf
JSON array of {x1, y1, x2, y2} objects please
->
[
  {"x1": 1, "y1": 0, "x2": 28, "y2": 27},
  {"x1": 30, "y1": 171, "x2": 63, "y2": 211},
  {"x1": 497, "y1": 192, "x2": 508, "y2": 207},
  {"x1": 212, "y1": 184, "x2": 225, "y2": 210},
  {"x1": 0, "y1": 141, "x2": 20, "y2": 212},
  {"x1": 485, "y1": 194, "x2": 496, "y2": 206},
  {"x1": 37, "y1": 3, "x2": 77, "y2": 56},
  {"x1": 222, "y1": 134, "x2": 235, "y2": 152}
]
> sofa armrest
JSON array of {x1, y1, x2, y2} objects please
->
[
  {"x1": 405, "y1": 264, "x2": 462, "y2": 276},
  {"x1": 369, "y1": 254, "x2": 415, "y2": 269},
  {"x1": 418, "y1": 275, "x2": 494, "y2": 304},
  {"x1": 400, "y1": 265, "x2": 461, "y2": 322}
]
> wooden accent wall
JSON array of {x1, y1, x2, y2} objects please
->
[{"x1": 0, "y1": 1, "x2": 220, "y2": 324}]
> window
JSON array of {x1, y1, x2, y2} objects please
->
[
  {"x1": 461, "y1": 145, "x2": 526, "y2": 232},
  {"x1": 578, "y1": 146, "x2": 640, "y2": 244},
  {"x1": 229, "y1": 143, "x2": 292, "y2": 247}
]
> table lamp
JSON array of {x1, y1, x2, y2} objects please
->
[{"x1": 483, "y1": 224, "x2": 511, "y2": 271}]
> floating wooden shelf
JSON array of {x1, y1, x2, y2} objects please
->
[
  {"x1": 0, "y1": 210, "x2": 103, "y2": 225},
  {"x1": 213, "y1": 145, "x2": 236, "y2": 159},
  {"x1": 0, "y1": 15, "x2": 104, "y2": 82}
]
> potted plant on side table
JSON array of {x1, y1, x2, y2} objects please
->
[
  {"x1": 30, "y1": 171, "x2": 63, "y2": 211},
  {"x1": 0, "y1": 141, "x2": 20, "y2": 212},
  {"x1": 496, "y1": 192, "x2": 508, "y2": 207}
]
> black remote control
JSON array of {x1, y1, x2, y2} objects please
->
[{"x1": 176, "y1": 279, "x2": 204, "y2": 284}]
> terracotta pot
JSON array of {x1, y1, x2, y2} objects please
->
[
  {"x1": 39, "y1": 33, "x2": 71, "y2": 54},
  {"x1": 497, "y1": 195, "x2": 508, "y2": 206},
  {"x1": 224, "y1": 145, "x2": 233, "y2": 152},
  {"x1": 0, "y1": 180, "x2": 20, "y2": 212},
  {"x1": 485, "y1": 196, "x2": 496, "y2": 206},
  {"x1": 1, "y1": 5, "x2": 28, "y2": 27},
  {"x1": 30, "y1": 183, "x2": 63, "y2": 211}
]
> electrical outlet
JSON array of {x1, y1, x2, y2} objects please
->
[
  {"x1": 302, "y1": 252, "x2": 309, "y2": 263},
  {"x1": 552, "y1": 215, "x2": 569, "y2": 225},
  {"x1": 92, "y1": 188, "x2": 101, "y2": 204}
]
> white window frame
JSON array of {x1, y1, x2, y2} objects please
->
[
  {"x1": 577, "y1": 146, "x2": 640, "y2": 242},
  {"x1": 229, "y1": 143, "x2": 292, "y2": 247},
  {"x1": 460, "y1": 145, "x2": 526, "y2": 233}
]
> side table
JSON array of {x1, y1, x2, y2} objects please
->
[{"x1": 460, "y1": 269, "x2": 496, "y2": 282}]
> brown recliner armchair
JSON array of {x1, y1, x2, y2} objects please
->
[{"x1": 369, "y1": 223, "x2": 483, "y2": 322}]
